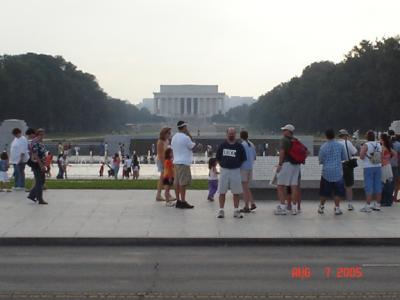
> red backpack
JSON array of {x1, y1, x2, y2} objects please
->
[{"x1": 288, "y1": 138, "x2": 308, "y2": 164}]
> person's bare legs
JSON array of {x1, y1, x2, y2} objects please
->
[
  {"x1": 345, "y1": 187, "x2": 353, "y2": 202},
  {"x1": 366, "y1": 194, "x2": 372, "y2": 205},
  {"x1": 242, "y1": 181, "x2": 250, "y2": 208},
  {"x1": 219, "y1": 193, "x2": 226, "y2": 209},
  {"x1": 180, "y1": 185, "x2": 186, "y2": 202},
  {"x1": 334, "y1": 196, "x2": 341, "y2": 207},
  {"x1": 375, "y1": 193, "x2": 381, "y2": 204},
  {"x1": 290, "y1": 185, "x2": 300, "y2": 209},
  {"x1": 233, "y1": 194, "x2": 240, "y2": 208},
  {"x1": 277, "y1": 185, "x2": 287, "y2": 205},
  {"x1": 156, "y1": 173, "x2": 164, "y2": 200}
]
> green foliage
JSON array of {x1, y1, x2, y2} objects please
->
[
  {"x1": 211, "y1": 104, "x2": 250, "y2": 123},
  {"x1": 21, "y1": 178, "x2": 208, "y2": 190},
  {"x1": 0, "y1": 53, "x2": 163, "y2": 132},
  {"x1": 249, "y1": 37, "x2": 400, "y2": 133}
]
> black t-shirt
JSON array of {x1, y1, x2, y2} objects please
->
[{"x1": 216, "y1": 141, "x2": 247, "y2": 169}]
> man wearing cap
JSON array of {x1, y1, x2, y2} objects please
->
[
  {"x1": 337, "y1": 129, "x2": 358, "y2": 211},
  {"x1": 171, "y1": 121, "x2": 196, "y2": 209},
  {"x1": 274, "y1": 124, "x2": 301, "y2": 215}
]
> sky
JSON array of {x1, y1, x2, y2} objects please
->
[{"x1": 1, "y1": 0, "x2": 399, "y2": 104}]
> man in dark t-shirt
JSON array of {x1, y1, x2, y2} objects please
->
[{"x1": 215, "y1": 127, "x2": 247, "y2": 219}]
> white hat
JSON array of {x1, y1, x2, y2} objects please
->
[{"x1": 281, "y1": 124, "x2": 295, "y2": 132}]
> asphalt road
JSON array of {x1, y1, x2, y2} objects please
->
[{"x1": 0, "y1": 246, "x2": 399, "y2": 299}]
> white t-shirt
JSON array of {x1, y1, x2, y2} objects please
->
[
  {"x1": 124, "y1": 159, "x2": 132, "y2": 168},
  {"x1": 10, "y1": 136, "x2": 29, "y2": 164},
  {"x1": 362, "y1": 141, "x2": 382, "y2": 168},
  {"x1": 208, "y1": 167, "x2": 218, "y2": 180},
  {"x1": 337, "y1": 139, "x2": 358, "y2": 161},
  {"x1": 171, "y1": 132, "x2": 195, "y2": 165}
]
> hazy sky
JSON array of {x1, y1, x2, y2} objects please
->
[{"x1": 1, "y1": 0, "x2": 399, "y2": 103}]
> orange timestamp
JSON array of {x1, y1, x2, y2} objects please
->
[{"x1": 291, "y1": 266, "x2": 363, "y2": 280}]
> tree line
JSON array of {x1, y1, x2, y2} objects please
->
[
  {"x1": 0, "y1": 53, "x2": 163, "y2": 132},
  {"x1": 223, "y1": 37, "x2": 400, "y2": 134}
]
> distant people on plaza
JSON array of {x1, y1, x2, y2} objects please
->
[
  {"x1": 123, "y1": 155, "x2": 132, "y2": 179},
  {"x1": 28, "y1": 129, "x2": 48, "y2": 204},
  {"x1": 216, "y1": 127, "x2": 247, "y2": 218},
  {"x1": 57, "y1": 142, "x2": 64, "y2": 156},
  {"x1": 112, "y1": 153, "x2": 120, "y2": 180},
  {"x1": 99, "y1": 162, "x2": 105, "y2": 177},
  {"x1": 0, "y1": 151, "x2": 12, "y2": 192},
  {"x1": 10, "y1": 127, "x2": 29, "y2": 190},
  {"x1": 45, "y1": 151, "x2": 53, "y2": 177},
  {"x1": 380, "y1": 133, "x2": 396, "y2": 206},
  {"x1": 132, "y1": 154, "x2": 140, "y2": 180},
  {"x1": 318, "y1": 129, "x2": 347, "y2": 215},
  {"x1": 274, "y1": 124, "x2": 308, "y2": 215},
  {"x1": 359, "y1": 130, "x2": 382, "y2": 212},
  {"x1": 171, "y1": 121, "x2": 196, "y2": 209},
  {"x1": 207, "y1": 158, "x2": 219, "y2": 202},
  {"x1": 56, "y1": 154, "x2": 67, "y2": 179},
  {"x1": 239, "y1": 130, "x2": 257, "y2": 213},
  {"x1": 163, "y1": 148, "x2": 176, "y2": 206},
  {"x1": 389, "y1": 131, "x2": 400, "y2": 202},
  {"x1": 337, "y1": 129, "x2": 358, "y2": 211},
  {"x1": 156, "y1": 127, "x2": 172, "y2": 201}
]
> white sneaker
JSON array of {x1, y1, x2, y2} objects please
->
[
  {"x1": 360, "y1": 205, "x2": 372, "y2": 213},
  {"x1": 292, "y1": 207, "x2": 298, "y2": 215},
  {"x1": 348, "y1": 203, "x2": 354, "y2": 211},
  {"x1": 233, "y1": 210, "x2": 243, "y2": 219},
  {"x1": 334, "y1": 207, "x2": 343, "y2": 215},
  {"x1": 216, "y1": 209, "x2": 225, "y2": 218},
  {"x1": 318, "y1": 205, "x2": 324, "y2": 214},
  {"x1": 274, "y1": 205, "x2": 287, "y2": 215},
  {"x1": 371, "y1": 202, "x2": 381, "y2": 211}
]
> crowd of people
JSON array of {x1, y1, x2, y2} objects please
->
[
  {"x1": 153, "y1": 121, "x2": 400, "y2": 218},
  {"x1": 1, "y1": 122, "x2": 400, "y2": 218}
]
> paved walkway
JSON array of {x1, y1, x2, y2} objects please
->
[{"x1": 0, "y1": 190, "x2": 399, "y2": 241}]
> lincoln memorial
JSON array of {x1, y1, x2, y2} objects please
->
[{"x1": 153, "y1": 85, "x2": 225, "y2": 118}]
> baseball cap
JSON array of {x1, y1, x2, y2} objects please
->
[
  {"x1": 177, "y1": 120, "x2": 188, "y2": 128},
  {"x1": 338, "y1": 129, "x2": 349, "y2": 136},
  {"x1": 281, "y1": 124, "x2": 295, "y2": 132}
]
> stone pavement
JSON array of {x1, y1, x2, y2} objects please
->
[{"x1": 0, "y1": 190, "x2": 399, "y2": 244}]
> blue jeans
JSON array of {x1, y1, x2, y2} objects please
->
[
  {"x1": 29, "y1": 167, "x2": 46, "y2": 201},
  {"x1": 13, "y1": 163, "x2": 26, "y2": 188},
  {"x1": 364, "y1": 167, "x2": 382, "y2": 196}
]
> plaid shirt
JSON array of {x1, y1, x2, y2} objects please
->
[{"x1": 319, "y1": 140, "x2": 346, "y2": 182}]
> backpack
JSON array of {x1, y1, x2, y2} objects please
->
[
  {"x1": 368, "y1": 143, "x2": 382, "y2": 164},
  {"x1": 288, "y1": 138, "x2": 308, "y2": 164}
]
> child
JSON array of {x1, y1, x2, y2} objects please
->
[
  {"x1": 132, "y1": 154, "x2": 140, "y2": 180},
  {"x1": 208, "y1": 158, "x2": 219, "y2": 201},
  {"x1": 99, "y1": 162, "x2": 105, "y2": 177},
  {"x1": 163, "y1": 148, "x2": 175, "y2": 206},
  {"x1": 0, "y1": 152, "x2": 12, "y2": 192}
]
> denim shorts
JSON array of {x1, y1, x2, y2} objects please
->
[
  {"x1": 319, "y1": 177, "x2": 345, "y2": 198},
  {"x1": 363, "y1": 167, "x2": 382, "y2": 195}
]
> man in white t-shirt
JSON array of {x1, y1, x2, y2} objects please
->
[
  {"x1": 171, "y1": 121, "x2": 196, "y2": 209},
  {"x1": 10, "y1": 128, "x2": 29, "y2": 190}
]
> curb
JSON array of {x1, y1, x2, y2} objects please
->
[{"x1": 0, "y1": 237, "x2": 399, "y2": 246}]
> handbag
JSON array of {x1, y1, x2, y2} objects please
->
[{"x1": 343, "y1": 140, "x2": 358, "y2": 169}]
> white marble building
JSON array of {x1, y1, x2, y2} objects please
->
[{"x1": 153, "y1": 85, "x2": 225, "y2": 118}]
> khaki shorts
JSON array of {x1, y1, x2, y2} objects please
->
[
  {"x1": 174, "y1": 164, "x2": 192, "y2": 186},
  {"x1": 218, "y1": 167, "x2": 243, "y2": 195},
  {"x1": 277, "y1": 162, "x2": 301, "y2": 186},
  {"x1": 240, "y1": 169, "x2": 253, "y2": 183}
]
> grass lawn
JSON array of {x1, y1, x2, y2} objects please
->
[{"x1": 21, "y1": 179, "x2": 208, "y2": 190}]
